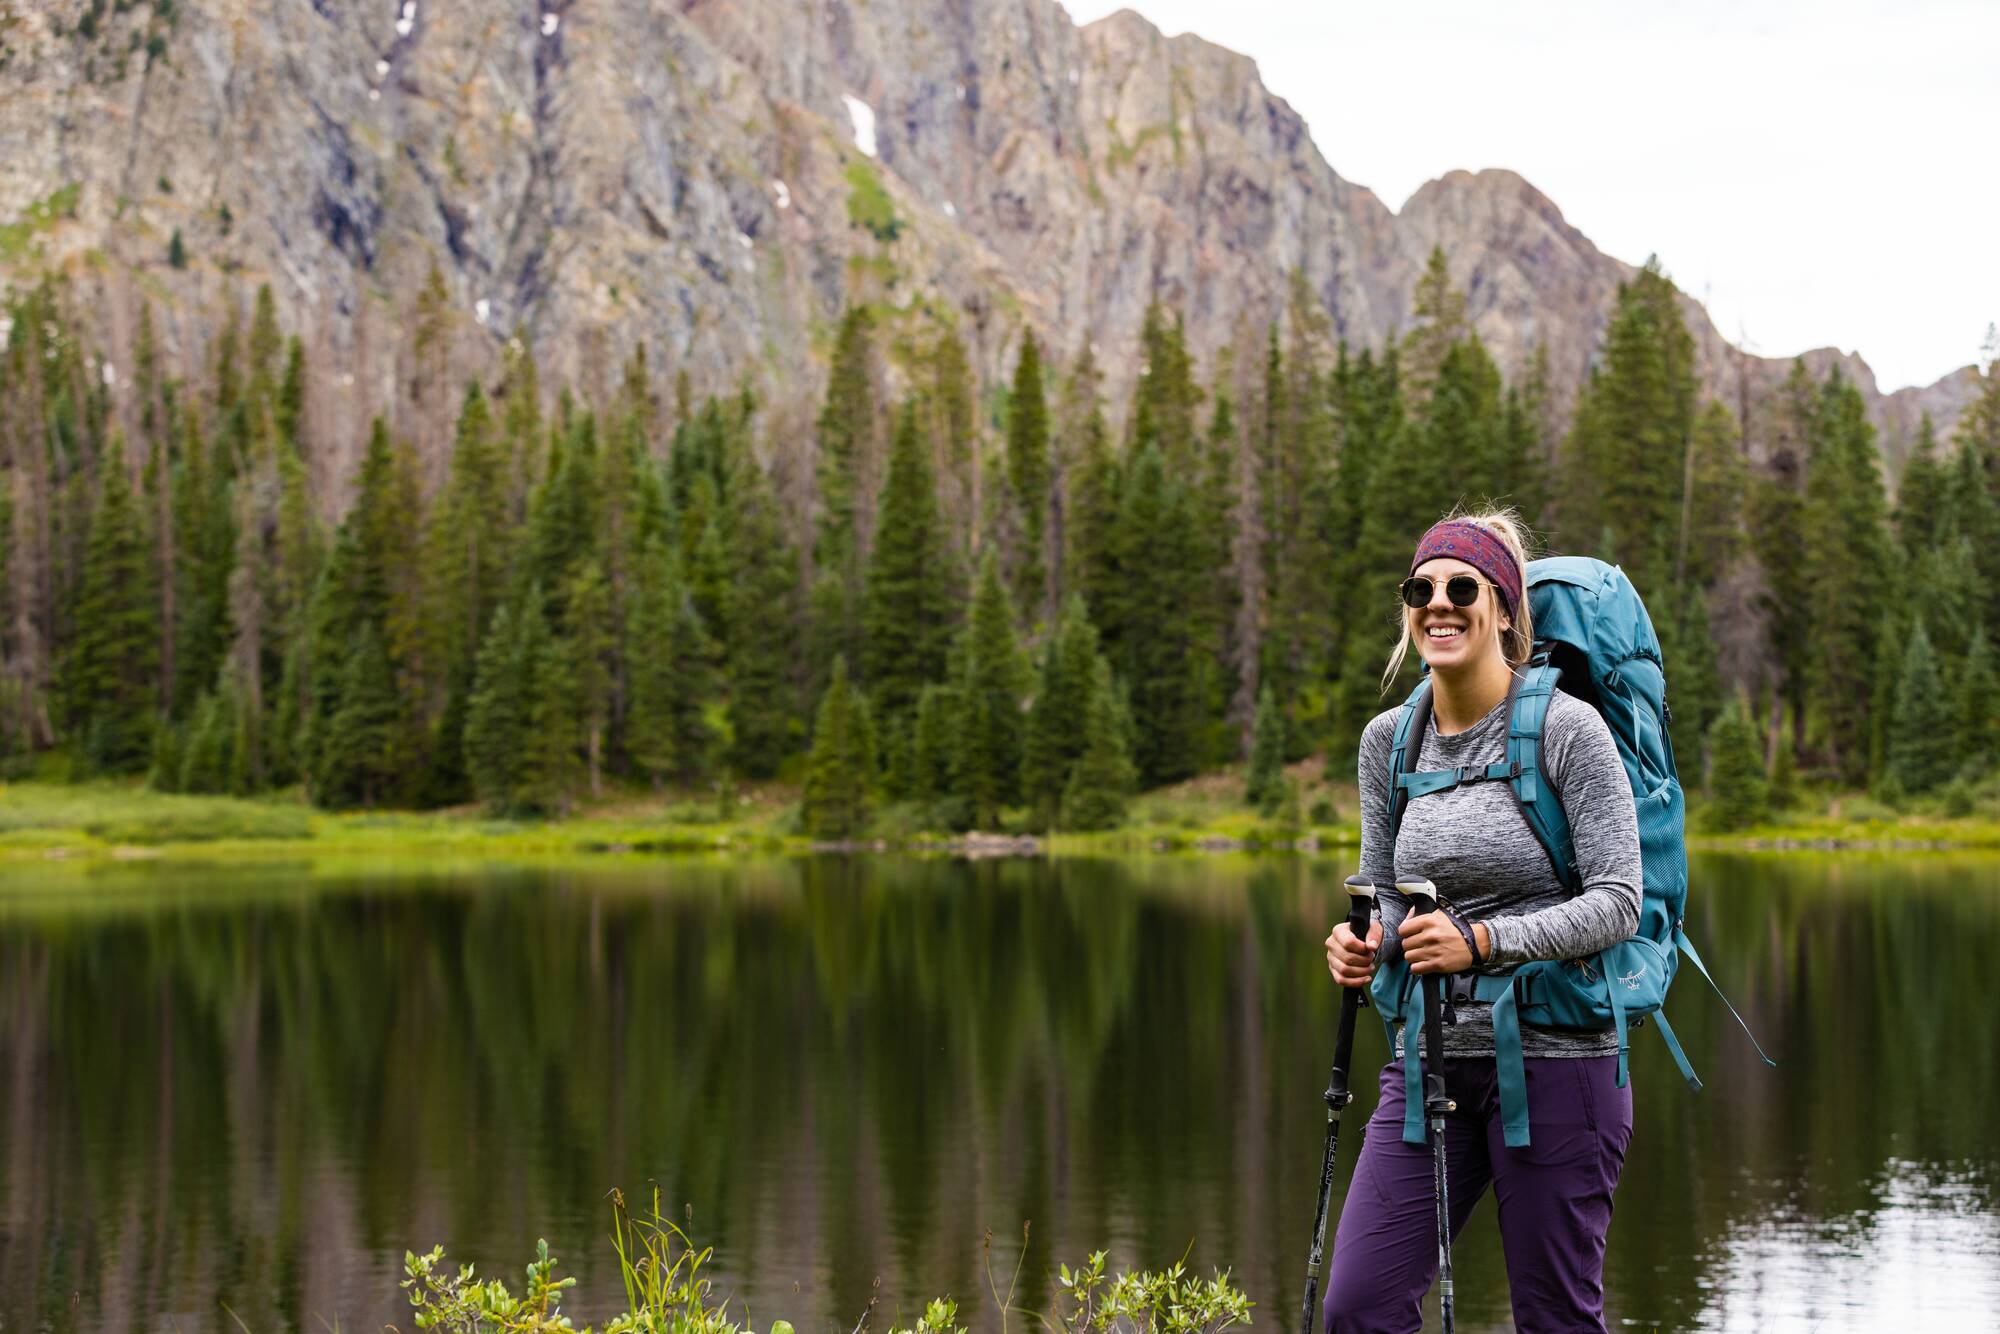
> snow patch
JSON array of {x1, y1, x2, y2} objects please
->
[
  {"x1": 395, "y1": 3, "x2": 415, "y2": 37},
  {"x1": 101, "y1": 361, "x2": 117, "y2": 388},
  {"x1": 369, "y1": 88, "x2": 381, "y2": 102},
  {"x1": 375, "y1": 59, "x2": 389, "y2": 77},
  {"x1": 841, "y1": 94, "x2": 877, "y2": 157},
  {"x1": 736, "y1": 232, "x2": 753, "y2": 248},
  {"x1": 771, "y1": 179, "x2": 791, "y2": 209},
  {"x1": 541, "y1": 12, "x2": 559, "y2": 36},
  {"x1": 1068, "y1": 67, "x2": 1080, "y2": 86},
  {"x1": 942, "y1": 200, "x2": 956, "y2": 218},
  {"x1": 474, "y1": 298, "x2": 491, "y2": 325},
  {"x1": 955, "y1": 83, "x2": 966, "y2": 101}
]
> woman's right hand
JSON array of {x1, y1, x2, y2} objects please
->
[{"x1": 1325, "y1": 920, "x2": 1383, "y2": 988}]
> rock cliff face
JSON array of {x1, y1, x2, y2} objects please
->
[{"x1": 0, "y1": 0, "x2": 1974, "y2": 486}]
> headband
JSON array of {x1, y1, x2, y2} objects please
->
[{"x1": 1409, "y1": 520, "x2": 1521, "y2": 618}]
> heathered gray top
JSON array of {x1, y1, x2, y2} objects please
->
[{"x1": 1358, "y1": 683, "x2": 1643, "y2": 1058}]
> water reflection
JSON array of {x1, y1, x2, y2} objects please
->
[{"x1": 0, "y1": 854, "x2": 1995, "y2": 1331}]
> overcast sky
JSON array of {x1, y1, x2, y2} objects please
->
[{"x1": 1063, "y1": 0, "x2": 1996, "y2": 392}]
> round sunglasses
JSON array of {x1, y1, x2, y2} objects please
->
[{"x1": 1399, "y1": 574, "x2": 1499, "y2": 609}]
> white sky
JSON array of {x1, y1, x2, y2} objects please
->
[{"x1": 1063, "y1": 0, "x2": 1998, "y2": 391}]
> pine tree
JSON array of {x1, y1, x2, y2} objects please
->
[
  {"x1": 518, "y1": 610, "x2": 583, "y2": 816},
  {"x1": 316, "y1": 623, "x2": 403, "y2": 808},
  {"x1": 171, "y1": 410, "x2": 236, "y2": 717},
  {"x1": 1244, "y1": 684, "x2": 1286, "y2": 812},
  {"x1": 1061, "y1": 657, "x2": 1135, "y2": 832},
  {"x1": 801, "y1": 656, "x2": 874, "y2": 839},
  {"x1": 1703, "y1": 692, "x2": 1769, "y2": 832},
  {"x1": 924, "y1": 324, "x2": 978, "y2": 553},
  {"x1": 1560, "y1": 260, "x2": 1695, "y2": 599},
  {"x1": 909, "y1": 682, "x2": 956, "y2": 823},
  {"x1": 863, "y1": 400, "x2": 958, "y2": 718},
  {"x1": 952, "y1": 555, "x2": 1029, "y2": 827},
  {"x1": 1888, "y1": 623, "x2": 1952, "y2": 795},
  {"x1": 626, "y1": 543, "x2": 683, "y2": 790},
  {"x1": 1114, "y1": 445, "x2": 1206, "y2": 786},
  {"x1": 1748, "y1": 362, "x2": 1816, "y2": 751},
  {"x1": 1956, "y1": 624, "x2": 1997, "y2": 774},
  {"x1": 69, "y1": 446, "x2": 160, "y2": 772},
  {"x1": 1066, "y1": 395, "x2": 1123, "y2": 641},
  {"x1": 1680, "y1": 400, "x2": 1748, "y2": 592},
  {"x1": 1400, "y1": 246, "x2": 1469, "y2": 404},
  {"x1": 1005, "y1": 334, "x2": 1052, "y2": 617},
  {"x1": 464, "y1": 598, "x2": 534, "y2": 812},
  {"x1": 1894, "y1": 414, "x2": 1947, "y2": 557},
  {"x1": 564, "y1": 559, "x2": 613, "y2": 796},
  {"x1": 428, "y1": 384, "x2": 514, "y2": 786},
  {"x1": 1129, "y1": 305, "x2": 1200, "y2": 468},
  {"x1": 813, "y1": 304, "x2": 879, "y2": 671},
  {"x1": 1332, "y1": 348, "x2": 1434, "y2": 759},
  {"x1": 1021, "y1": 595, "x2": 1103, "y2": 829},
  {"x1": 1804, "y1": 369, "x2": 1891, "y2": 784},
  {"x1": 723, "y1": 438, "x2": 799, "y2": 778},
  {"x1": 1660, "y1": 583, "x2": 1723, "y2": 748},
  {"x1": 179, "y1": 688, "x2": 233, "y2": 794}
]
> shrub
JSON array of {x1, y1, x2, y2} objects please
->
[{"x1": 405, "y1": 1191, "x2": 1251, "y2": 1334}]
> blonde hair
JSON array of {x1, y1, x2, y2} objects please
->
[{"x1": 1380, "y1": 506, "x2": 1537, "y2": 694}]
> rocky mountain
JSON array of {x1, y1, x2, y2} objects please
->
[{"x1": 0, "y1": 0, "x2": 1976, "y2": 487}]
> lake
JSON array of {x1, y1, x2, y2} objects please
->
[{"x1": 1, "y1": 853, "x2": 1996, "y2": 1331}]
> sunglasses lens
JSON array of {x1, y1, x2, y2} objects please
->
[
  {"x1": 1400, "y1": 578, "x2": 1432, "y2": 608},
  {"x1": 1447, "y1": 576, "x2": 1482, "y2": 607}
]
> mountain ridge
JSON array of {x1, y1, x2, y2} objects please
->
[{"x1": 0, "y1": 0, "x2": 1976, "y2": 486}]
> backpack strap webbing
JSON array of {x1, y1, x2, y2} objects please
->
[{"x1": 1504, "y1": 659, "x2": 1579, "y2": 891}]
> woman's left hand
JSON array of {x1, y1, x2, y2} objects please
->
[{"x1": 1397, "y1": 914, "x2": 1489, "y2": 974}]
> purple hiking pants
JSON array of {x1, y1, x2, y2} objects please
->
[{"x1": 1321, "y1": 1055, "x2": 1633, "y2": 1334}]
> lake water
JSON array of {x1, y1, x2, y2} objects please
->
[{"x1": 1, "y1": 853, "x2": 1996, "y2": 1332}]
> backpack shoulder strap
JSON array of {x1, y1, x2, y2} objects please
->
[
  {"x1": 1505, "y1": 658, "x2": 1580, "y2": 892},
  {"x1": 1386, "y1": 677, "x2": 1433, "y2": 839}
]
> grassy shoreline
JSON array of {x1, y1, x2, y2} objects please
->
[{"x1": 5, "y1": 768, "x2": 2000, "y2": 868}]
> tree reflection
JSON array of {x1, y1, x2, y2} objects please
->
[{"x1": 0, "y1": 853, "x2": 1995, "y2": 1330}]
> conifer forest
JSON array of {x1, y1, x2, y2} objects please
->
[{"x1": 4, "y1": 251, "x2": 1998, "y2": 835}]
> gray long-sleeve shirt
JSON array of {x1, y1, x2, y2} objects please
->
[{"x1": 1358, "y1": 684, "x2": 1643, "y2": 1058}]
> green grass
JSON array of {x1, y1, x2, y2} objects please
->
[
  {"x1": 4, "y1": 766, "x2": 1998, "y2": 872},
  {"x1": 844, "y1": 159, "x2": 901, "y2": 242},
  {"x1": 0, "y1": 182, "x2": 81, "y2": 262}
]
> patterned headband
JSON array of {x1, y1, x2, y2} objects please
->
[{"x1": 1409, "y1": 520, "x2": 1521, "y2": 617}]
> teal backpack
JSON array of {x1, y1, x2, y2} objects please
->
[{"x1": 1369, "y1": 555, "x2": 1771, "y2": 1148}]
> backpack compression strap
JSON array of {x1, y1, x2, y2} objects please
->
[{"x1": 1504, "y1": 660, "x2": 1579, "y2": 891}]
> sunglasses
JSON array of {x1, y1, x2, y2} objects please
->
[{"x1": 1399, "y1": 575, "x2": 1498, "y2": 609}]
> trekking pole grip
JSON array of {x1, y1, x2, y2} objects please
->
[
  {"x1": 1397, "y1": 876, "x2": 1455, "y2": 1116},
  {"x1": 1329, "y1": 876, "x2": 1377, "y2": 1107}
]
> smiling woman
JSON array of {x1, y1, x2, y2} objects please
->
[{"x1": 1322, "y1": 507, "x2": 1648, "y2": 1333}]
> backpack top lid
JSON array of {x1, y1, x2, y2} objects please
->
[{"x1": 1525, "y1": 556, "x2": 1665, "y2": 705}]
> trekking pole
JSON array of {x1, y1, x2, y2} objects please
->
[
  {"x1": 1297, "y1": 874, "x2": 1377, "y2": 1334},
  {"x1": 1398, "y1": 876, "x2": 1455, "y2": 1334}
]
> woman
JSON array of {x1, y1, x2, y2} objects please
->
[{"x1": 1321, "y1": 510, "x2": 1643, "y2": 1334}]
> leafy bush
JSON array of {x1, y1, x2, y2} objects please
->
[
  {"x1": 404, "y1": 1190, "x2": 1251, "y2": 1334},
  {"x1": 1054, "y1": 1250, "x2": 1252, "y2": 1334}
]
